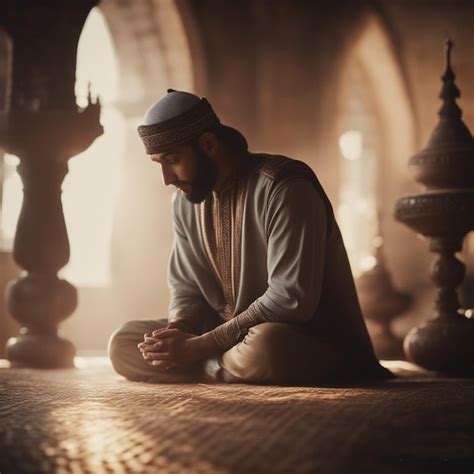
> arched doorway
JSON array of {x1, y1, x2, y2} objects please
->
[
  {"x1": 60, "y1": 0, "x2": 202, "y2": 351},
  {"x1": 0, "y1": 27, "x2": 11, "y2": 112},
  {"x1": 336, "y1": 60, "x2": 380, "y2": 277},
  {"x1": 0, "y1": 27, "x2": 15, "y2": 246},
  {"x1": 0, "y1": 27, "x2": 21, "y2": 357},
  {"x1": 99, "y1": 0, "x2": 200, "y2": 319},
  {"x1": 61, "y1": 7, "x2": 124, "y2": 287},
  {"x1": 336, "y1": 13, "x2": 418, "y2": 285}
]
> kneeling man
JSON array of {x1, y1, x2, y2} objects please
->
[{"x1": 108, "y1": 89, "x2": 391, "y2": 384}]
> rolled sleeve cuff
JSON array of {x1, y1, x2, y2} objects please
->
[{"x1": 210, "y1": 303, "x2": 265, "y2": 351}]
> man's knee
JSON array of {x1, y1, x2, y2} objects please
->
[
  {"x1": 220, "y1": 323, "x2": 293, "y2": 383},
  {"x1": 108, "y1": 320, "x2": 143, "y2": 357},
  {"x1": 107, "y1": 321, "x2": 137, "y2": 378},
  {"x1": 246, "y1": 322, "x2": 290, "y2": 357},
  {"x1": 107, "y1": 319, "x2": 164, "y2": 380}
]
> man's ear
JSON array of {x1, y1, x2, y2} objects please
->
[{"x1": 198, "y1": 131, "x2": 219, "y2": 156}]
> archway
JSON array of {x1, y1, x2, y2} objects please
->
[
  {"x1": 336, "y1": 12, "x2": 418, "y2": 285},
  {"x1": 0, "y1": 27, "x2": 21, "y2": 358},
  {"x1": 0, "y1": 26, "x2": 11, "y2": 112},
  {"x1": 61, "y1": 0, "x2": 202, "y2": 351},
  {"x1": 99, "y1": 0, "x2": 199, "y2": 315},
  {"x1": 61, "y1": 7, "x2": 124, "y2": 287},
  {"x1": 0, "y1": 27, "x2": 15, "y2": 245}
]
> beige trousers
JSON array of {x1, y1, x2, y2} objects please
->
[{"x1": 107, "y1": 318, "x2": 375, "y2": 385}]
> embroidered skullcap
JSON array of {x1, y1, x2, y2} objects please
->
[{"x1": 137, "y1": 89, "x2": 220, "y2": 154}]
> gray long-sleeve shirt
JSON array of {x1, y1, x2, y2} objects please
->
[{"x1": 167, "y1": 153, "x2": 378, "y2": 368}]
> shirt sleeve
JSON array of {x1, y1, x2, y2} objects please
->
[
  {"x1": 211, "y1": 177, "x2": 328, "y2": 350},
  {"x1": 167, "y1": 195, "x2": 213, "y2": 334}
]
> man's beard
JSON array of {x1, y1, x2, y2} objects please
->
[{"x1": 182, "y1": 145, "x2": 218, "y2": 204}]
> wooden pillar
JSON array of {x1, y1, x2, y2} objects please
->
[{"x1": 0, "y1": 1, "x2": 102, "y2": 368}]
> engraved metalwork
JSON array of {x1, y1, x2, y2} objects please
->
[{"x1": 394, "y1": 39, "x2": 474, "y2": 374}]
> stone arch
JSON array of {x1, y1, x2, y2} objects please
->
[
  {"x1": 338, "y1": 12, "x2": 417, "y2": 176},
  {"x1": 79, "y1": 0, "x2": 207, "y2": 335},
  {"x1": 0, "y1": 27, "x2": 14, "y2": 242},
  {"x1": 0, "y1": 27, "x2": 12, "y2": 112},
  {"x1": 336, "y1": 11, "x2": 422, "y2": 289},
  {"x1": 0, "y1": 28, "x2": 19, "y2": 359},
  {"x1": 99, "y1": 0, "x2": 206, "y2": 109}
]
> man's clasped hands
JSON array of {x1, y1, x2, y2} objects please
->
[{"x1": 137, "y1": 322, "x2": 221, "y2": 371}]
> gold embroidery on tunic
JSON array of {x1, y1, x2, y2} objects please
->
[
  {"x1": 199, "y1": 198, "x2": 222, "y2": 289},
  {"x1": 256, "y1": 155, "x2": 290, "y2": 180},
  {"x1": 232, "y1": 176, "x2": 247, "y2": 305},
  {"x1": 199, "y1": 168, "x2": 248, "y2": 320},
  {"x1": 255, "y1": 154, "x2": 317, "y2": 184},
  {"x1": 217, "y1": 189, "x2": 234, "y2": 309}
]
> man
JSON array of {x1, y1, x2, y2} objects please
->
[{"x1": 108, "y1": 89, "x2": 391, "y2": 384}]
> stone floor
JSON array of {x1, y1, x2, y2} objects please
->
[{"x1": 0, "y1": 358, "x2": 473, "y2": 474}]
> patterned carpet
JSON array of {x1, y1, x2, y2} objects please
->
[{"x1": 0, "y1": 359, "x2": 473, "y2": 474}]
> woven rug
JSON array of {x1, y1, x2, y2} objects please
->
[{"x1": 0, "y1": 360, "x2": 473, "y2": 474}]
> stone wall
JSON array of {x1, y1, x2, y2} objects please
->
[{"x1": 3, "y1": 0, "x2": 472, "y2": 351}]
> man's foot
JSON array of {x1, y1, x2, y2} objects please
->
[{"x1": 203, "y1": 357, "x2": 244, "y2": 383}]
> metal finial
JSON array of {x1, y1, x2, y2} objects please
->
[
  {"x1": 442, "y1": 37, "x2": 455, "y2": 81},
  {"x1": 87, "y1": 81, "x2": 92, "y2": 105},
  {"x1": 445, "y1": 37, "x2": 454, "y2": 71},
  {"x1": 439, "y1": 37, "x2": 461, "y2": 117}
]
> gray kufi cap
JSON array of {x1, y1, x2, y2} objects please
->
[{"x1": 137, "y1": 89, "x2": 220, "y2": 154}]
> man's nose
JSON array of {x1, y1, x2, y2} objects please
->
[{"x1": 161, "y1": 166, "x2": 176, "y2": 186}]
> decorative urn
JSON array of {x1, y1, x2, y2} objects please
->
[{"x1": 394, "y1": 39, "x2": 474, "y2": 374}]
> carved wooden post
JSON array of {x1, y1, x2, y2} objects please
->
[
  {"x1": 6, "y1": 157, "x2": 76, "y2": 366},
  {"x1": 395, "y1": 39, "x2": 474, "y2": 374},
  {"x1": 0, "y1": 1, "x2": 102, "y2": 368}
]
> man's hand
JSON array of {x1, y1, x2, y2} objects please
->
[
  {"x1": 137, "y1": 321, "x2": 190, "y2": 370},
  {"x1": 144, "y1": 328, "x2": 198, "y2": 369},
  {"x1": 138, "y1": 327, "x2": 223, "y2": 371}
]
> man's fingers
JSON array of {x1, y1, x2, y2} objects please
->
[
  {"x1": 145, "y1": 328, "x2": 167, "y2": 339},
  {"x1": 138, "y1": 342, "x2": 164, "y2": 352},
  {"x1": 154, "y1": 329, "x2": 180, "y2": 339},
  {"x1": 144, "y1": 336, "x2": 159, "y2": 344},
  {"x1": 146, "y1": 351, "x2": 172, "y2": 361},
  {"x1": 141, "y1": 349, "x2": 171, "y2": 361}
]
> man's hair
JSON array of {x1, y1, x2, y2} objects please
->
[{"x1": 195, "y1": 124, "x2": 248, "y2": 155}]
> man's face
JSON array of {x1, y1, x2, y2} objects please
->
[{"x1": 151, "y1": 142, "x2": 218, "y2": 203}]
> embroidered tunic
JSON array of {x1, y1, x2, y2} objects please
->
[{"x1": 168, "y1": 153, "x2": 378, "y2": 365}]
